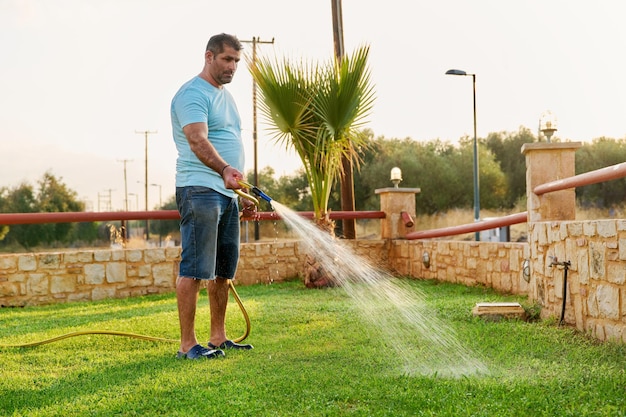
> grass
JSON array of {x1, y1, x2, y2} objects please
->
[{"x1": 0, "y1": 279, "x2": 625, "y2": 417}]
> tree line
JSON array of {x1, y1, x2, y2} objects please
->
[
  {"x1": 2, "y1": 131, "x2": 625, "y2": 249},
  {"x1": 261, "y1": 128, "x2": 626, "y2": 215}
]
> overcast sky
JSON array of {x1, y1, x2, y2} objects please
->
[{"x1": 1, "y1": 0, "x2": 625, "y2": 211}]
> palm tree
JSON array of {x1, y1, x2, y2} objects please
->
[
  {"x1": 249, "y1": 45, "x2": 375, "y2": 230},
  {"x1": 248, "y1": 45, "x2": 375, "y2": 287}
]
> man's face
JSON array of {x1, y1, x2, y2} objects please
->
[{"x1": 208, "y1": 45, "x2": 240, "y2": 86}]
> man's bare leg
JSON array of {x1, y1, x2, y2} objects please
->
[
  {"x1": 208, "y1": 278, "x2": 230, "y2": 346},
  {"x1": 176, "y1": 276, "x2": 201, "y2": 353}
]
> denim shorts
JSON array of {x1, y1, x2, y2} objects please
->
[{"x1": 176, "y1": 186, "x2": 240, "y2": 280}]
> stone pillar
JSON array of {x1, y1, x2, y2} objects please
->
[
  {"x1": 521, "y1": 142, "x2": 581, "y2": 222},
  {"x1": 375, "y1": 187, "x2": 420, "y2": 239}
]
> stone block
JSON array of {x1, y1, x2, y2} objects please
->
[
  {"x1": 589, "y1": 241, "x2": 606, "y2": 280},
  {"x1": 94, "y1": 250, "x2": 112, "y2": 262},
  {"x1": 92, "y1": 287, "x2": 116, "y2": 301},
  {"x1": 583, "y1": 222, "x2": 597, "y2": 237},
  {"x1": 145, "y1": 249, "x2": 166, "y2": 264},
  {"x1": 51, "y1": 275, "x2": 76, "y2": 294},
  {"x1": 0, "y1": 282, "x2": 20, "y2": 297},
  {"x1": 128, "y1": 277, "x2": 152, "y2": 287},
  {"x1": 0, "y1": 256, "x2": 17, "y2": 271},
  {"x1": 577, "y1": 249, "x2": 590, "y2": 285},
  {"x1": 607, "y1": 263, "x2": 625, "y2": 285},
  {"x1": 26, "y1": 274, "x2": 48, "y2": 295},
  {"x1": 567, "y1": 222, "x2": 583, "y2": 236},
  {"x1": 18, "y1": 255, "x2": 37, "y2": 271},
  {"x1": 64, "y1": 251, "x2": 93, "y2": 263},
  {"x1": 153, "y1": 263, "x2": 176, "y2": 288},
  {"x1": 68, "y1": 292, "x2": 90, "y2": 302},
  {"x1": 598, "y1": 221, "x2": 617, "y2": 238},
  {"x1": 596, "y1": 284, "x2": 619, "y2": 320},
  {"x1": 165, "y1": 247, "x2": 181, "y2": 260},
  {"x1": 472, "y1": 302, "x2": 526, "y2": 321},
  {"x1": 39, "y1": 253, "x2": 61, "y2": 269},
  {"x1": 84, "y1": 264, "x2": 105, "y2": 285},
  {"x1": 138, "y1": 264, "x2": 151, "y2": 277},
  {"x1": 126, "y1": 250, "x2": 143, "y2": 263},
  {"x1": 111, "y1": 250, "x2": 125, "y2": 261},
  {"x1": 603, "y1": 323, "x2": 623, "y2": 343},
  {"x1": 106, "y1": 262, "x2": 126, "y2": 283}
]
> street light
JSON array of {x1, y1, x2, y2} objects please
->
[
  {"x1": 128, "y1": 193, "x2": 138, "y2": 211},
  {"x1": 150, "y1": 183, "x2": 162, "y2": 208},
  {"x1": 446, "y1": 68, "x2": 480, "y2": 241},
  {"x1": 151, "y1": 183, "x2": 163, "y2": 246}
]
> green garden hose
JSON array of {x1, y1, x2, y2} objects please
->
[{"x1": 0, "y1": 281, "x2": 250, "y2": 348}]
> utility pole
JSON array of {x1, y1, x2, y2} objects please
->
[
  {"x1": 331, "y1": 0, "x2": 356, "y2": 239},
  {"x1": 135, "y1": 130, "x2": 157, "y2": 241},
  {"x1": 99, "y1": 189, "x2": 114, "y2": 212},
  {"x1": 241, "y1": 36, "x2": 274, "y2": 241},
  {"x1": 117, "y1": 159, "x2": 133, "y2": 212},
  {"x1": 118, "y1": 159, "x2": 133, "y2": 242}
]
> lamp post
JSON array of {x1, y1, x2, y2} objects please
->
[
  {"x1": 150, "y1": 183, "x2": 162, "y2": 208},
  {"x1": 539, "y1": 110, "x2": 557, "y2": 142},
  {"x1": 128, "y1": 193, "x2": 138, "y2": 211},
  {"x1": 446, "y1": 68, "x2": 480, "y2": 241},
  {"x1": 150, "y1": 183, "x2": 163, "y2": 246}
]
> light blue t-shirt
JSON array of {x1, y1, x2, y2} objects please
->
[{"x1": 171, "y1": 76, "x2": 244, "y2": 197}]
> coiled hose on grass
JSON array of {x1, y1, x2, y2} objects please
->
[{"x1": 0, "y1": 281, "x2": 250, "y2": 348}]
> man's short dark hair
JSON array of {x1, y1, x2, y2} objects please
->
[{"x1": 206, "y1": 33, "x2": 243, "y2": 55}]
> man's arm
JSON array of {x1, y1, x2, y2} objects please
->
[{"x1": 183, "y1": 122, "x2": 242, "y2": 189}]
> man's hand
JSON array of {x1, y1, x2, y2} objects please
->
[
  {"x1": 241, "y1": 197, "x2": 257, "y2": 215},
  {"x1": 221, "y1": 165, "x2": 244, "y2": 190}
]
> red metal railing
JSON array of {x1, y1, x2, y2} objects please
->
[
  {"x1": 2, "y1": 162, "x2": 624, "y2": 240},
  {"x1": 406, "y1": 161, "x2": 626, "y2": 240},
  {"x1": 0, "y1": 210, "x2": 385, "y2": 225},
  {"x1": 405, "y1": 212, "x2": 527, "y2": 240},
  {"x1": 534, "y1": 161, "x2": 626, "y2": 195}
]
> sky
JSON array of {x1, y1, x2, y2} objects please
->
[{"x1": 1, "y1": 0, "x2": 625, "y2": 211}]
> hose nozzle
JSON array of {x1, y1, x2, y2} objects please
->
[
  {"x1": 250, "y1": 185, "x2": 272, "y2": 203},
  {"x1": 236, "y1": 180, "x2": 273, "y2": 205}
]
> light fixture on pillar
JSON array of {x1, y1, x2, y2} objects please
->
[
  {"x1": 522, "y1": 259, "x2": 531, "y2": 282},
  {"x1": 390, "y1": 167, "x2": 402, "y2": 188},
  {"x1": 539, "y1": 110, "x2": 557, "y2": 143}
]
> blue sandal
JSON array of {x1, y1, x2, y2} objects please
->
[
  {"x1": 177, "y1": 344, "x2": 225, "y2": 359},
  {"x1": 208, "y1": 340, "x2": 254, "y2": 350}
]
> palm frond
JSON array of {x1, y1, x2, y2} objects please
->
[{"x1": 248, "y1": 45, "x2": 375, "y2": 220}]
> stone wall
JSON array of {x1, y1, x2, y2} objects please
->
[
  {"x1": 2, "y1": 227, "x2": 625, "y2": 345},
  {"x1": 0, "y1": 239, "x2": 389, "y2": 307},
  {"x1": 0, "y1": 238, "x2": 523, "y2": 308},
  {"x1": 0, "y1": 248, "x2": 182, "y2": 306},
  {"x1": 388, "y1": 240, "x2": 530, "y2": 295},
  {"x1": 528, "y1": 219, "x2": 626, "y2": 343}
]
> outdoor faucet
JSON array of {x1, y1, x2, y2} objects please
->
[{"x1": 549, "y1": 256, "x2": 571, "y2": 268}]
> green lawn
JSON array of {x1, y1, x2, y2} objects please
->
[{"x1": 1, "y1": 279, "x2": 624, "y2": 417}]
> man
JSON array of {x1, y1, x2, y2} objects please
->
[{"x1": 171, "y1": 33, "x2": 255, "y2": 359}]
